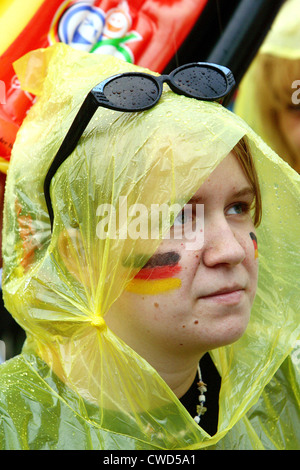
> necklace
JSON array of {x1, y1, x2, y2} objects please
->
[{"x1": 194, "y1": 364, "x2": 207, "y2": 424}]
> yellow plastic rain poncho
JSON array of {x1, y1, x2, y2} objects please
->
[
  {"x1": 235, "y1": 0, "x2": 300, "y2": 172},
  {"x1": 0, "y1": 43, "x2": 299, "y2": 450}
]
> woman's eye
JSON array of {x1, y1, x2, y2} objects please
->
[
  {"x1": 227, "y1": 202, "x2": 250, "y2": 215},
  {"x1": 173, "y1": 208, "x2": 194, "y2": 226}
]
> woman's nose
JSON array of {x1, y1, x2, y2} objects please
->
[{"x1": 202, "y1": 220, "x2": 246, "y2": 267}]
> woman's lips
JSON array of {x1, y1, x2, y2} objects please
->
[{"x1": 199, "y1": 287, "x2": 245, "y2": 304}]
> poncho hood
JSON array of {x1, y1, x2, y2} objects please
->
[
  {"x1": 259, "y1": 0, "x2": 300, "y2": 59},
  {"x1": 1, "y1": 43, "x2": 299, "y2": 450}
]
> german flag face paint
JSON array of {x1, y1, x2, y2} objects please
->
[
  {"x1": 250, "y1": 232, "x2": 258, "y2": 259},
  {"x1": 126, "y1": 251, "x2": 182, "y2": 295}
]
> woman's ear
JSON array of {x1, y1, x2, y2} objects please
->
[{"x1": 58, "y1": 228, "x2": 90, "y2": 284}]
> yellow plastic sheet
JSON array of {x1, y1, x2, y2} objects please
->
[
  {"x1": 0, "y1": 43, "x2": 299, "y2": 450},
  {"x1": 259, "y1": 0, "x2": 300, "y2": 59}
]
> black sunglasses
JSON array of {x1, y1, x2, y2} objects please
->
[{"x1": 44, "y1": 62, "x2": 235, "y2": 229}]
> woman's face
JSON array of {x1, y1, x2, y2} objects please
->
[{"x1": 106, "y1": 152, "x2": 259, "y2": 363}]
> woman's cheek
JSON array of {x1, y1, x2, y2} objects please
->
[
  {"x1": 125, "y1": 250, "x2": 183, "y2": 295},
  {"x1": 247, "y1": 232, "x2": 259, "y2": 300},
  {"x1": 249, "y1": 232, "x2": 258, "y2": 260}
]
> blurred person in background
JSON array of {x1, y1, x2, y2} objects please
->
[{"x1": 235, "y1": 0, "x2": 300, "y2": 173}]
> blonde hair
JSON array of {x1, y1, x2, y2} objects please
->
[{"x1": 255, "y1": 54, "x2": 300, "y2": 170}]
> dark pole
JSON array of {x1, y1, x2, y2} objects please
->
[{"x1": 208, "y1": 0, "x2": 286, "y2": 89}]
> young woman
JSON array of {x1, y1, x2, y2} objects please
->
[{"x1": 0, "y1": 43, "x2": 299, "y2": 450}]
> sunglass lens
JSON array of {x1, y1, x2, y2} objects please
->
[
  {"x1": 172, "y1": 65, "x2": 227, "y2": 99},
  {"x1": 103, "y1": 75, "x2": 159, "y2": 110}
]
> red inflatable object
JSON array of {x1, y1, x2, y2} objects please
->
[{"x1": 0, "y1": 0, "x2": 208, "y2": 167}]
